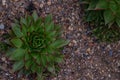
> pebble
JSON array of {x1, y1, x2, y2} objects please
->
[
  {"x1": 72, "y1": 40, "x2": 77, "y2": 44},
  {"x1": 107, "y1": 45, "x2": 111, "y2": 49},
  {"x1": 0, "y1": 23, "x2": 5, "y2": 30},
  {"x1": 47, "y1": 1, "x2": 51, "y2": 6},
  {"x1": 5, "y1": 73, "x2": 9, "y2": 76},
  {"x1": 1, "y1": 57, "x2": 6, "y2": 61},
  {"x1": 68, "y1": 42, "x2": 72, "y2": 47},
  {"x1": 83, "y1": 53, "x2": 89, "y2": 58},
  {"x1": 86, "y1": 48, "x2": 91, "y2": 54},
  {"x1": 109, "y1": 50, "x2": 113, "y2": 56},
  {"x1": 78, "y1": 28, "x2": 82, "y2": 31},
  {"x1": 108, "y1": 74, "x2": 111, "y2": 77},
  {"x1": 40, "y1": 4, "x2": 44, "y2": 8},
  {"x1": 77, "y1": 33, "x2": 80, "y2": 36},
  {"x1": 2, "y1": 0, "x2": 6, "y2": 5},
  {"x1": 68, "y1": 26, "x2": 73, "y2": 31},
  {"x1": 0, "y1": 6, "x2": 3, "y2": 12}
]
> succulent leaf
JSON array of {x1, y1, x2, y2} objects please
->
[
  {"x1": 95, "y1": 0, "x2": 108, "y2": 9},
  {"x1": 12, "y1": 24, "x2": 23, "y2": 38},
  {"x1": 11, "y1": 38, "x2": 22, "y2": 48},
  {"x1": 10, "y1": 48, "x2": 25, "y2": 60},
  {"x1": 13, "y1": 60, "x2": 24, "y2": 71},
  {"x1": 45, "y1": 14, "x2": 52, "y2": 23},
  {"x1": 104, "y1": 10, "x2": 114, "y2": 25},
  {"x1": 32, "y1": 11, "x2": 38, "y2": 21}
]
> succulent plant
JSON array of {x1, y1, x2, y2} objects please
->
[
  {"x1": 80, "y1": 0, "x2": 120, "y2": 42},
  {"x1": 7, "y1": 11, "x2": 69, "y2": 80}
]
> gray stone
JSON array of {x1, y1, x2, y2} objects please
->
[{"x1": 0, "y1": 23, "x2": 5, "y2": 30}]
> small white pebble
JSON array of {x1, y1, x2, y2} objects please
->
[
  {"x1": 108, "y1": 74, "x2": 111, "y2": 77},
  {"x1": 0, "y1": 23, "x2": 5, "y2": 30},
  {"x1": 68, "y1": 26, "x2": 73, "y2": 31},
  {"x1": 47, "y1": 1, "x2": 51, "y2": 5},
  {"x1": 5, "y1": 73, "x2": 9, "y2": 76},
  {"x1": 40, "y1": 4, "x2": 44, "y2": 8},
  {"x1": 72, "y1": 40, "x2": 77, "y2": 44},
  {"x1": 77, "y1": 33, "x2": 80, "y2": 36},
  {"x1": 1, "y1": 57, "x2": 6, "y2": 61},
  {"x1": 107, "y1": 45, "x2": 111, "y2": 49},
  {"x1": 2, "y1": 0, "x2": 6, "y2": 5}
]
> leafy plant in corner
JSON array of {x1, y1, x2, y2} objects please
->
[
  {"x1": 7, "y1": 11, "x2": 69, "y2": 80},
  {"x1": 80, "y1": 0, "x2": 120, "y2": 42}
]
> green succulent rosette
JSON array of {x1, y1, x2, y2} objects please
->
[
  {"x1": 28, "y1": 32, "x2": 46, "y2": 52},
  {"x1": 7, "y1": 11, "x2": 69, "y2": 79}
]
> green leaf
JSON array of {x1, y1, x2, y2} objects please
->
[
  {"x1": 37, "y1": 67, "x2": 43, "y2": 74},
  {"x1": 25, "y1": 60, "x2": 32, "y2": 69},
  {"x1": 12, "y1": 24, "x2": 23, "y2": 38},
  {"x1": 32, "y1": 11, "x2": 38, "y2": 21},
  {"x1": 46, "y1": 55, "x2": 53, "y2": 62},
  {"x1": 48, "y1": 31, "x2": 56, "y2": 38},
  {"x1": 54, "y1": 25, "x2": 62, "y2": 36},
  {"x1": 95, "y1": 0, "x2": 108, "y2": 9},
  {"x1": 37, "y1": 72, "x2": 44, "y2": 80},
  {"x1": 10, "y1": 48, "x2": 25, "y2": 60},
  {"x1": 104, "y1": 10, "x2": 114, "y2": 25},
  {"x1": 87, "y1": 0, "x2": 98, "y2": 10},
  {"x1": 31, "y1": 62, "x2": 36, "y2": 72},
  {"x1": 21, "y1": 25, "x2": 27, "y2": 36},
  {"x1": 6, "y1": 48, "x2": 15, "y2": 57},
  {"x1": 26, "y1": 15, "x2": 32, "y2": 26},
  {"x1": 47, "y1": 66, "x2": 55, "y2": 74},
  {"x1": 115, "y1": 0, "x2": 120, "y2": 4},
  {"x1": 25, "y1": 52, "x2": 31, "y2": 60},
  {"x1": 35, "y1": 18, "x2": 42, "y2": 27},
  {"x1": 36, "y1": 55, "x2": 41, "y2": 64},
  {"x1": 46, "y1": 22, "x2": 54, "y2": 32},
  {"x1": 55, "y1": 57, "x2": 63, "y2": 63},
  {"x1": 45, "y1": 14, "x2": 52, "y2": 23},
  {"x1": 116, "y1": 18, "x2": 120, "y2": 27},
  {"x1": 14, "y1": 19, "x2": 19, "y2": 24},
  {"x1": 20, "y1": 17, "x2": 27, "y2": 26},
  {"x1": 29, "y1": 25, "x2": 35, "y2": 32},
  {"x1": 109, "y1": 1, "x2": 118, "y2": 13},
  {"x1": 50, "y1": 40, "x2": 69, "y2": 48},
  {"x1": 31, "y1": 53, "x2": 39, "y2": 59},
  {"x1": 13, "y1": 60, "x2": 24, "y2": 71},
  {"x1": 41, "y1": 55, "x2": 47, "y2": 67},
  {"x1": 11, "y1": 38, "x2": 22, "y2": 48}
]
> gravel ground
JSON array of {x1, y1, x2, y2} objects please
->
[{"x1": 0, "y1": 0, "x2": 120, "y2": 80}]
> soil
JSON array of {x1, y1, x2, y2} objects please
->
[{"x1": 0, "y1": 0, "x2": 120, "y2": 80}]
